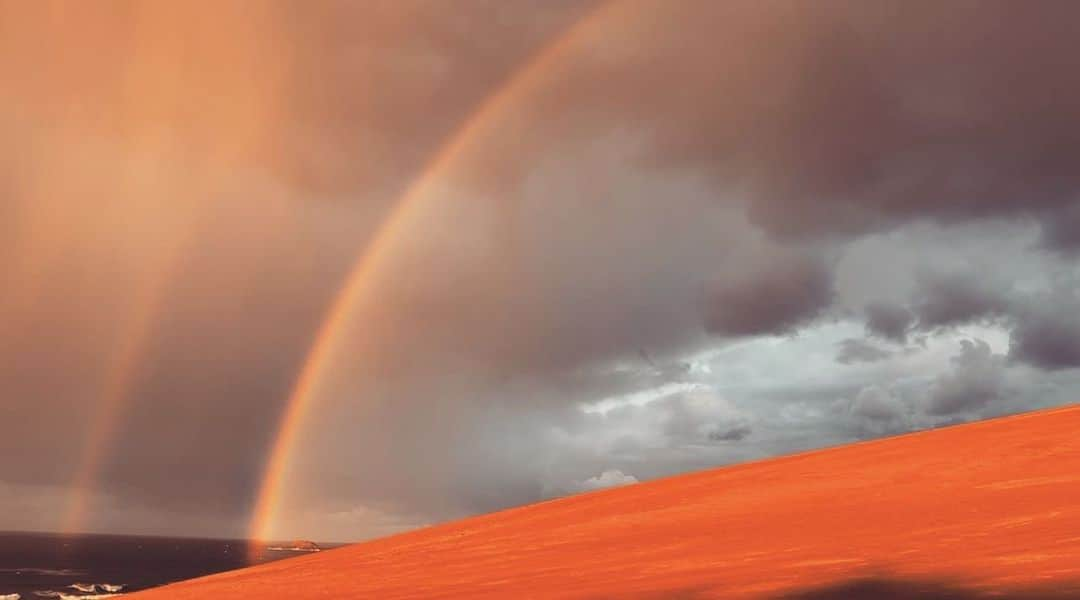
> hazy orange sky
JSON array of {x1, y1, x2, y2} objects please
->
[{"x1": 2, "y1": 0, "x2": 1080, "y2": 543}]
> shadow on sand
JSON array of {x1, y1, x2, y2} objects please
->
[
  {"x1": 774, "y1": 577, "x2": 1080, "y2": 600},
  {"x1": 615, "y1": 577, "x2": 1080, "y2": 600}
]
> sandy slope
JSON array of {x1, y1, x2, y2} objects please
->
[{"x1": 136, "y1": 404, "x2": 1080, "y2": 599}]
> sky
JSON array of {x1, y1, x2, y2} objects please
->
[{"x1": 2, "y1": 0, "x2": 1080, "y2": 543}]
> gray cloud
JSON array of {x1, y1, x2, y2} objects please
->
[
  {"x1": 837, "y1": 384, "x2": 919, "y2": 438},
  {"x1": 925, "y1": 339, "x2": 1005, "y2": 416},
  {"x1": 850, "y1": 386, "x2": 905, "y2": 423},
  {"x1": 911, "y1": 271, "x2": 1010, "y2": 331},
  {"x1": 857, "y1": 271, "x2": 1080, "y2": 373},
  {"x1": 706, "y1": 425, "x2": 753, "y2": 442},
  {"x1": 514, "y1": 1, "x2": 1080, "y2": 244},
  {"x1": 836, "y1": 338, "x2": 892, "y2": 365},
  {"x1": 864, "y1": 302, "x2": 913, "y2": 343},
  {"x1": 703, "y1": 254, "x2": 833, "y2": 338},
  {"x1": 1037, "y1": 202, "x2": 1080, "y2": 256},
  {"x1": 1009, "y1": 298, "x2": 1080, "y2": 371}
]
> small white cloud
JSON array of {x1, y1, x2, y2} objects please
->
[{"x1": 571, "y1": 469, "x2": 639, "y2": 492}]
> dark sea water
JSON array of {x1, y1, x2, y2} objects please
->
[{"x1": 0, "y1": 531, "x2": 327, "y2": 599}]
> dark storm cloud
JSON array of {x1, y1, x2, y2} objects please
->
[
  {"x1": 911, "y1": 271, "x2": 1010, "y2": 331},
  {"x1": 1009, "y1": 300, "x2": 1080, "y2": 371},
  {"x1": 703, "y1": 254, "x2": 833, "y2": 338},
  {"x1": 735, "y1": 2, "x2": 1076, "y2": 238},
  {"x1": 473, "y1": 0, "x2": 1080, "y2": 250},
  {"x1": 835, "y1": 338, "x2": 892, "y2": 365},
  {"x1": 864, "y1": 302, "x2": 913, "y2": 343},
  {"x1": 1037, "y1": 202, "x2": 1080, "y2": 256}
]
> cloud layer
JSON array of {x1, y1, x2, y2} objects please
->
[{"x1": 1, "y1": 1, "x2": 1079, "y2": 541}]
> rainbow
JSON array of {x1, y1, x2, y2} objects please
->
[
  {"x1": 59, "y1": 160, "x2": 212, "y2": 535},
  {"x1": 57, "y1": 1, "x2": 290, "y2": 534},
  {"x1": 61, "y1": 243, "x2": 179, "y2": 534},
  {"x1": 247, "y1": 0, "x2": 626, "y2": 549}
]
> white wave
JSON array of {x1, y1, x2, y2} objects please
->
[
  {"x1": 32, "y1": 593, "x2": 117, "y2": 600},
  {"x1": 1, "y1": 593, "x2": 20, "y2": 600},
  {"x1": 64, "y1": 583, "x2": 123, "y2": 595}
]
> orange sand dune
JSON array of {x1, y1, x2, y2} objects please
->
[{"x1": 137, "y1": 405, "x2": 1080, "y2": 598}]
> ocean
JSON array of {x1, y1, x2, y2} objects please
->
[{"x1": 0, "y1": 531, "x2": 327, "y2": 599}]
